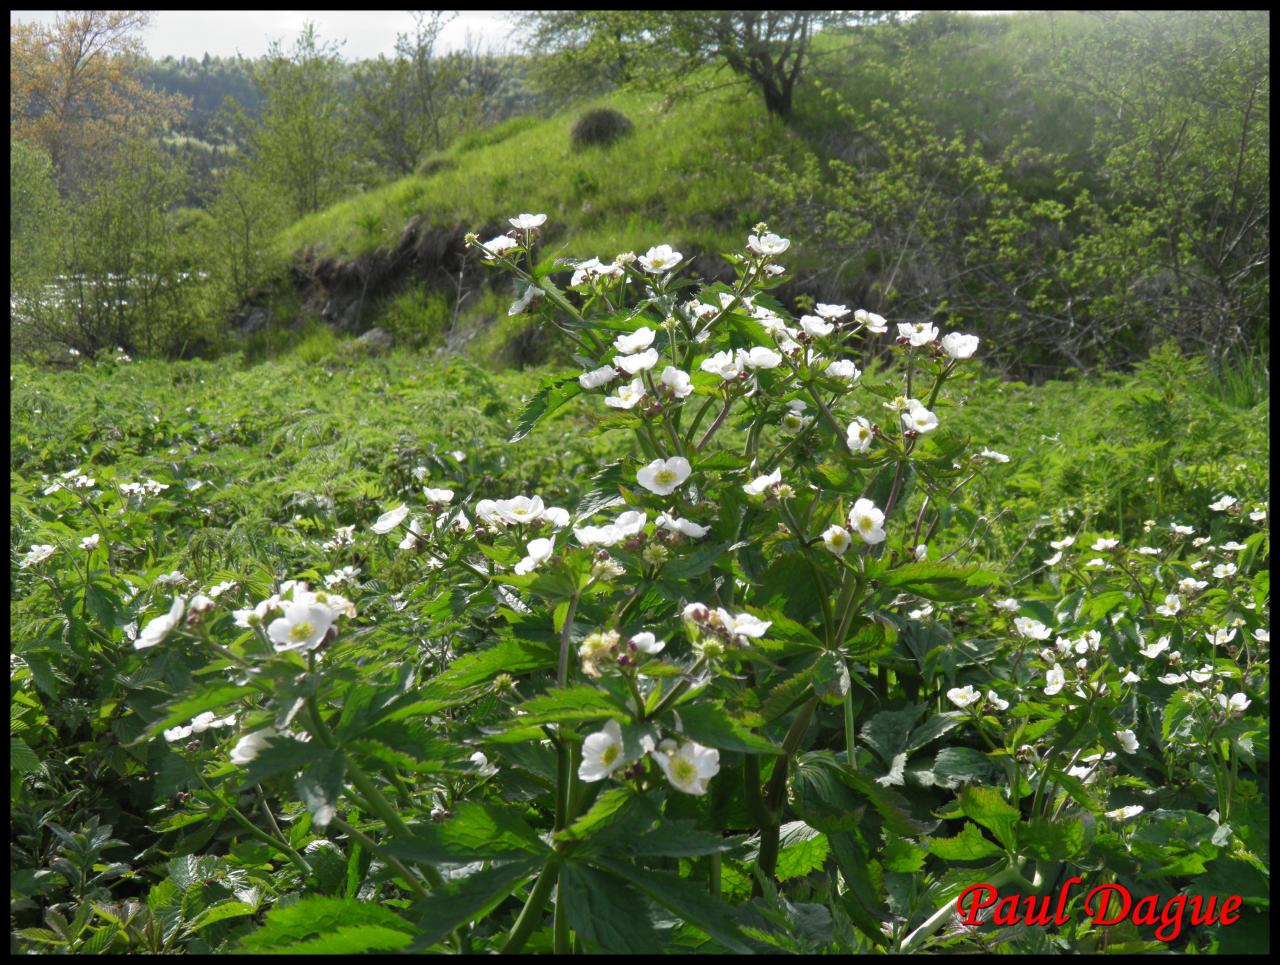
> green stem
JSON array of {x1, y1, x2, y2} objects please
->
[
  {"x1": 330, "y1": 815, "x2": 431, "y2": 905},
  {"x1": 501, "y1": 856, "x2": 561, "y2": 954},
  {"x1": 757, "y1": 695, "x2": 820, "y2": 888},
  {"x1": 843, "y1": 686, "x2": 858, "y2": 770}
]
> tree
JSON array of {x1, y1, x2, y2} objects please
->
[
  {"x1": 10, "y1": 141, "x2": 66, "y2": 298},
  {"x1": 10, "y1": 10, "x2": 188, "y2": 195},
  {"x1": 520, "y1": 11, "x2": 893, "y2": 118},
  {"x1": 248, "y1": 22, "x2": 356, "y2": 219}
]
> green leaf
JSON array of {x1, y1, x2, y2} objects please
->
[
  {"x1": 673, "y1": 701, "x2": 782, "y2": 754},
  {"x1": 507, "y1": 685, "x2": 630, "y2": 727},
  {"x1": 790, "y1": 752, "x2": 868, "y2": 832},
  {"x1": 957, "y1": 785, "x2": 1021, "y2": 851},
  {"x1": 876, "y1": 562, "x2": 998, "y2": 601},
  {"x1": 593, "y1": 858, "x2": 755, "y2": 954},
  {"x1": 560, "y1": 863, "x2": 664, "y2": 954},
  {"x1": 927, "y1": 822, "x2": 1004, "y2": 861},
  {"x1": 142, "y1": 684, "x2": 253, "y2": 740},
  {"x1": 239, "y1": 737, "x2": 313, "y2": 787},
  {"x1": 775, "y1": 822, "x2": 830, "y2": 880},
  {"x1": 11, "y1": 736, "x2": 43, "y2": 775},
  {"x1": 509, "y1": 374, "x2": 582, "y2": 443},
  {"x1": 385, "y1": 802, "x2": 550, "y2": 865},
  {"x1": 185, "y1": 900, "x2": 257, "y2": 933},
  {"x1": 662, "y1": 541, "x2": 732, "y2": 580},
  {"x1": 826, "y1": 832, "x2": 890, "y2": 948},
  {"x1": 859, "y1": 705, "x2": 923, "y2": 768},
  {"x1": 295, "y1": 750, "x2": 345, "y2": 829},
  {"x1": 406, "y1": 858, "x2": 541, "y2": 951},
  {"x1": 1016, "y1": 817, "x2": 1086, "y2": 861},
  {"x1": 811, "y1": 651, "x2": 850, "y2": 705},
  {"x1": 919, "y1": 747, "x2": 999, "y2": 790},
  {"x1": 236, "y1": 897, "x2": 413, "y2": 953},
  {"x1": 556, "y1": 788, "x2": 652, "y2": 845},
  {"x1": 881, "y1": 831, "x2": 927, "y2": 873},
  {"x1": 424, "y1": 636, "x2": 555, "y2": 695}
]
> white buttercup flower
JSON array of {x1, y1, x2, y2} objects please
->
[
  {"x1": 799, "y1": 315, "x2": 834, "y2": 337},
  {"x1": 652, "y1": 740, "x2": 720, "y2": 795},
  {"x1": 579, "y1": 720, "x2": 632, "y2": 782},
  {"x1": 848, "y1": 498, "x2": 886, "y2": 544},
  {"x1": 743, "y1": 468, "x2": 782, "y2": 496},
  {"x1": 509, "y1": 213, "x2": 547, "y2": 230},
  {"x1": 514, "y1": 537, "x2": 555, "y2": 575},
  {"x1": 614, "y1": 348, "x2": 660, "y2": 374},
  {"x1": 481, "y1": 235, "x2": 518, "y2": 257},
  {"x1": 898, "y1": 321, "x2": 938, "y2": 346},
  {"x1": 854, "y1": 309, "x2": 888, "y2": 333},
  {"x1": 614, "y1": 327, "x2": 656, "y2": 353},
  {"x1": 826, "y1": 359, "x2": 861, "y2": 380},
  {"x1": 1044, "y1": 663, "x2": 1066, "y2": 696},
  {"x1": 747, "y1": 232, "x2": 790, "y2": 256},
  {"x1": 822, "y1": 525, "x2": 851, "y2": 555},
  {"x1": 1014, "y1": 617, "x2": 1052, "y2": 640},
  {"x1": 371, "y1": 504, "x2": 409, "y2": 534},
  {"x1": 847, "y1": 417, "x2": 874, "y2": 452},
  {"x1": 947, "y1": 685, "x2": 981, "y2": 708},
  {"x1": 267, "y1": 599, "x2": 336, "y2": 653},
  {"x1": 741, "y1": 346, "x2": 782, "y2": 369},
  {"x1": 941, "y1": 332, "x2": 979, "y2": 359},
  {"x1": 1116, "y1": 729, "x2": 1139, "y2": 753},
  {"x1": 816, "y1": 303, "x2": 850, "y2": 321},
  {"x1": 700, "y1": 350, "x2": 742, "y2": 380},
  {"x1": 135, "y1": 595, "x2": 187, "y2": 650},
  {"x1": 901, "y1": 401, "x2": 938, "y2": 434},
  {"x1": 659, "y1": 366, "x2": 694, "y2": 398},
  {"x1": 580, "y1": 364, "x2": 618, "y2": 390},
  {"x1": 716, "y1": 609, "x2": 772, "y2": 641},
  {"x1": 636, "y1": 457, "x2": 692, "y2": 496},
  {"x1": 1214, "y1": 692, "x2": 1251, "y2": 715},
  {"x1": 639, "y1": 244, "x2": 683, "y2": 273},
  {"x1": 655, "y1": 513, "x2": 709, "y2": 538},
  {"x1": 605, "y1": 378, "x2": 646, "y2": 409},
  {"x1": 230, "y1": 727, "x2": 280, "y2": 765}
]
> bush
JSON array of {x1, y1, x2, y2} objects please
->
[{"x1": 570, "y1": 107, "x2": 634, "y2": 150}]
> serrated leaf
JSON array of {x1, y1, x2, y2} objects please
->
[
  {"x1": 406, "y1": 858, "x2": 541, "y2": 950},
  {"x1": 236, "y1": 897, "x2": 414, "y2": 953},
  {"x1": 876, "y1": 562, "x2": 998, "y2": 601},
  {"x1": 510, "y1": 375, "x2": 582, "y2": 443},
  {"x1": 560, "y1": 863, "x2": 664, "y2": 954},
  {"x1": 385, "y1": 802, "x2": 550, "y2": 865},
  {"x1": 672, "y1": 701, "x2": 781, "y2": 754},
  {"x1": 927, "y1": 822, "x2": 1004, "y2": 861},
  {"x1": 958, "y1": 786, "x2": 1021, "y2": 851}
]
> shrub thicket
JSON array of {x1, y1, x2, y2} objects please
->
[{"x1": 570, "y1": 107, "x2": 634, "y2": 150}]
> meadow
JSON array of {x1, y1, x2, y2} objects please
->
[{"x1": 10, "y1": 227, "x2": 1269, "y2": 953}]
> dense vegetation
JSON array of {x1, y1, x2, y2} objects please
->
[{"x1": 9, "y1": 8, "x2": 1271, "y2": 957}]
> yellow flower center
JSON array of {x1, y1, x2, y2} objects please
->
[
  {"x1": 655, "y1": 470, "x2": 676, "y2": 485},
  {"x1": 601, "y1": 744, "x2": 620, "y2": 768},
  {"x1": 671, "y1": 758, "x2": 697, "y2": 784},
  {"x1": 289, "y1": 620, "x2": 315, "y2": 642}
]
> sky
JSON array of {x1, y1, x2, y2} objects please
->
[
  {"x1": 10, "y1": 11, "x2": 1019, "y2": 62},
  {"x1": 9, "y1": 10, "x2": 522, "y2": 60}
]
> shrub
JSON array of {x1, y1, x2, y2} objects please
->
[{"x1": 570, "y1": 107, "x2": 634, "y2": 150}]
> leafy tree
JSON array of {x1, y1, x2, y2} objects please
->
[
  {"x1": 10, "y1": 141, "x2": 66, "y2": 300},
  {"x1": 9, "y1": 10, "x2": 188, "y2": 195},
  {"x1": 520, "y1": 11, "x2": 893, "y2": 118},
  {"x1": 248, "y1": 22, "x2": 357, "y2": 219}
]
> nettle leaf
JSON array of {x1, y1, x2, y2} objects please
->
[
  {"x1": 239, "y1": 736, "x2": 314, "y2": 787},
  {"x1": 593, "y1": 858, "x2": 756, "y2": 954},
  {"x1": 859, "y1": 705, "x2": 924, "y2": 768},
  {"x1": 406, "y1": 858, "x2": 542, "y2": 951},
  {"x1": 927, "y1": 822, "x2": 1004, "y2": 861},
  {"x1": 1017, "y1": 817, "x2": 1087, "y2": 861},
  {"x1": 424, "y1": 636, "x2": 556, "y2": 695},
  {"x1": 672, "y1": 701, "x2": 782, "y2": 754},
  {"x1": 560, "y1": 863, "x2": 664, "y2": 954},
  {"x1": 508, "y1": 685, "x2": 631, "y2": 726},
  {"x1": 236, "y1": 896, "x2": 414, "y2": 954},
  {"x1": 913, "y1": 746, "x2": 1000, "y2": 790},
  {"x1": 663, "y1": 540, "x2": 733, "y2": 580},
  {"x1": 385, "y1": 802, "x2": 550, "y2": 864},
  {"x1": 509, "y1": 374, "x2": 582, "y2": 444},
  {"x1": 811, "y1": 651, "x2": 850, "y2": 704},
  {"x1": 881, "y1": 831, "x2": 927, "y2": 873},
  {"x1": 876, "y1": 562, "x2": 999, "y2": 601},
  {"x1": 775, "y1": 821, "x2": 830, "y2": 880},
  {"x1": 295, "y1": 749, "x2": 345, "y2": 829},
  {"x1": 843, "y1": 615, "x2": 898, "y2": 659},
  {"x1": 557, "y1": 787, "x2": 653, "y2": 846},
  {"x1": 957, "y1": 785, "x2": 1021, "y2": 851},
  {"x1": 629, "y1": 821, "x2": 741, "y2": 858},
  {"x1": 790, "y1": 752, "x2": 868, "y2": 833}
]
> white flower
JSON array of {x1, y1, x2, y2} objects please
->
[
  {"x1": 743, "y1": 468, "x2": 782, "y2": 496},
  {"x1": 135, "y1": 596, "x2": 187, "y2": 650},
  {"x1": 1157, "y1": 672, "x2": 1188, "y2": 684},
  {"x1": 1249, "y1": 508, "x2": 1267, "y2": 522},
  {"x1": 716, "y1": 609, "x2": 772, "y2": 641},
  {"x1": 614, "y1": 327, "x2": 656, "y2": 353},
  {"x1": 156, "y1": 569, "x2": 187, "y2": 586},
  {"x1": 325, "y1": 565, "x2": 360, "y2": 587},
  {"x1": 816, "y1": 303, "x2": 850, "y2": 321},
  {"x1": 799, "y1": 315, "x2": 834, "y2": 337},
  {"x1": 780, "y1": 402, "x2": 811, "y2": 434},
  {"x1": 509, "y1": 213, "x2": 547, "y2": 230},
  {"x1": 1049, "y1": 536, "x2": 1076, "y2": 550},
  {"x1": 639, "y1": 244, "x2": 683, "y2": 273},
  {"x1": 424, "y1": 487, "x2": 454, "y2": 504},
  {"x1": 164, "y1": 723, "x2": 194, "y2": 742},
  {"x1": 1014, "y1": 617, "x2": 1052, "y2": 640},
  {"x1": 614, "y1": 348, "x2": 660, "y2": 374},
  {"x1": 1212, "y1": 562, "x2": 1237, "y2": 580},
  {"x1": 848, "y1": 498, "x2": 887, "y2": 545},
  {"x1": 825, "y1": 359, "x2": 861, "y2": 381},
  {"x1": 1155, "y1": 594, "x2": 1182, "y2": 617},
  {"x1": 747, "y1": 232, "x2": 790, "y2": 256},
  {"x1": 574, "y1": 523, "x2": 622, "y2": 547},
  {"x1": 1136, "y1": 546, "x2": 1160, "y2": 555},
  {"x1": 579, "y1": 720, "x2": 631, "y2": 782},
  {"x1": 700, "y1": 350, "x2": 742, "y2": 380},
  {"x1": 1105, "y1": 805, "x2": 1144, "y2": 821},
  {"x1": 652, "y1": 740, "x2": 719, "y2": 795},
  {"x1": 741, "y1": 346, "x2": 782, "y2": 369},
  {"x1": 481, "y1": 235, "x2": 518, "y2": 257},
  {"x1": 1085, "y1": 557, "x2": 1109, "y2": 568},
  {"x1": 897, "y1": 321, "x2": 939, "y2": 346},
  {"x1": 230, "y1": 727, "x2": 279, "y2": 765},
  {"x1": 1044, "y1": 663, "x2": 1066, "y2": 696},
  {"x1": 854, "y1": 309, "x2": 888, "y2": 334},
  {"x1": 978, "y1": 448, "x2": 1010, "y2": 463},
  {"x1": 508, "y1": 284, "x2": 540, "y2": 316},
  {"x1": 613, "y1": 510, "x2": 647, "y2": 538},
  {"x1": 659, "y1": 366, "x2": 694, "y2": 398},
  {"x1": 209, "y1": 580, "x2": 236, "y2": 598},
  {"x1": 470, "y1": 750, "x2": 499, "y2": 776},
  {"x1": 397, "y1": 517, "x2": 424, "y2": 550},
  {"x1": 629, "y1": 631, "x2": 665, "y2": 655},
  {"x1": 822, "y1": 525, "x2": 851, "y2": 556},
  {"x1": 914, "y1": 544, "x2": 928, "y2": 562},
  {"x1": 1219, "y1": 541, "x2": 1247, "y2": 552},
  {"x1": 1121, "y1": 669, "x2": 1141, "y2": 684},
  {"x1": 901, "y1": 401, "x2": 939, "y2": 434},
  {"x1": 605, "y1": 377, "x2": 646, "y2": 409},
  {"x1": 267, "y1": 599, "x2": 336, "y2": 652},
  {"x1": 1214, "y1": 692, "x2": 1251, "y2": 715},
  {"x1": 1091, "y1": 537, "x2": 1120, "y2": 551},
  {"x1": 1177, "y1": 577, "x2": 1208, "y2": 595},
  {"x1": 655, "y1": 513, "x2": 709, "y2": 538},
  {"x1": 1206, "y1": 627, "x2": 1237, "y2": 647},
  {"x1": 1116, "y1": 729, "x2": 1139, "y2": 753},
  {"x1": 1253, "y1": 628, "x2": 1269, "y2": 643},
  {"x1": 947, "y1": 685, "x2": 982, "y2": 708},
  {"x1": 580, "y1": 364, "x2": 618, "y2": 390},
  {"x1": 514, "y1": 537, "x2": 555, "y2": 575},
  {"x1": 986, "y1": 690, "x2": 1009, "y2": 711},
  {"x1": 995, "y1": 598, "x2": 1020, "y2": 613},
  {"x1": 493, "y1": 495, "x2": 545, "y2": 525},
  {"x1": 847, "y1": 417, "x2": 874, "y2": 452},
  {"x1": 1188, "y1": 665, "x2": 1215, "y2": 684},
  {"x1": 190, "y1": 710, "x2": 236, "y2": 733},
  {"x1": 371, "y1": 504, "x2": 409, "y2": 534},
  {"x1": 1044, "y1": 552, "x2": 1063, "y2": 566},
  {"x1": 1209, "y1": 494, "x2": 1238, "y2": 511},
  {"x1": 941, "y1": 332, "x2": 980, "y2": 359},
  {"x1": 637, "y1": 457, "x2": 692, "y2": 496},
  {"x1": 19, "y1": 544, "x2": 56, "y2": 568},
  {"x1": 188, "y1": 594, "x2": 215, "y2": 614},
  {"x1": 1170, "y1": 524, "x2": 1194, "y2": 536}
]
